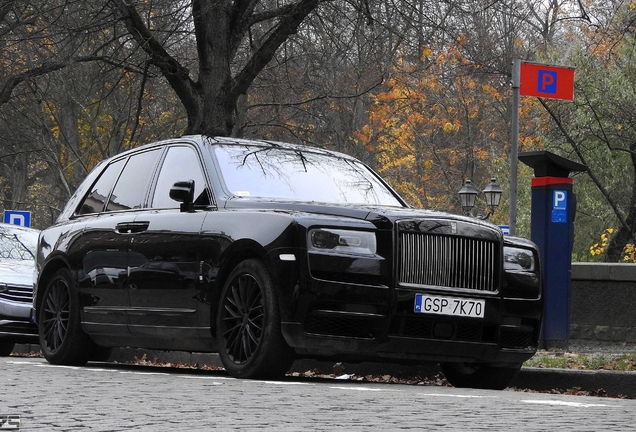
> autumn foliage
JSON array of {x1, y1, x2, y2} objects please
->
[{"x1": 355, "y1": 42, "x2": 537, "y2": 212}]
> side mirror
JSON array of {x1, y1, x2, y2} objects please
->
[{"x1": 170, "y1": 180, "x2": 195, "y2": 212}]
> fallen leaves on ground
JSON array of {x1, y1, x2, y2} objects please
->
[{"x1": 11, "y1": 350, "x2": 634, "y2": 399}]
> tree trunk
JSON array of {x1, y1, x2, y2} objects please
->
[{"x1": 111, "y1": 0, "x2": 321, "y2": 137}]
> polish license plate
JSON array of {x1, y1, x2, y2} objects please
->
[{"x1": 414, "y1": 294, "x2": 485, "y2": 318}]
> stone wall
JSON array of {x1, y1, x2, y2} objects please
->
[{"x1": 570, "y1": 263, "x2": 636, "y2": 346}]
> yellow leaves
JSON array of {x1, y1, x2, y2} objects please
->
[
  {"x1": 588, "y1": 228, "x2": 636, "y2": 262},
  {"x1": 474, "y1": 148, "x2": 490, "y2": 161},
  {"x1": 443, "y1": 122, "x2": 454, "y2": 133},
  {"x1": 456, "y1": 33, "x2": 467, "y2": 47},
  {"x1": 623, "y1": 244, "x2": 636, "y2": 262},
  {"x1": 421, "y1": 46, "x2": 433, "y2": 60},
  {"x1": 378, "y1": 154, "x2": 417, "y2": 172},
  {"x1": 482, "y1": 84, "x2": 503, "y2": 101}
]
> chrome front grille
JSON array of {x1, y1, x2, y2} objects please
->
[
  {"x1": 0, "y1": 284, "x2": 33, "y2": 303},
  {"x1": 399, "y1": 232, "x2": 498, "y2": 292}
]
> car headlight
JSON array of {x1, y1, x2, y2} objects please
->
[
  {"x1": 308, "y1": 228, "x2": 377, "y2": 256},
  {"x1": 503, "y1": 246, "x2": 535, "y2": 271}
]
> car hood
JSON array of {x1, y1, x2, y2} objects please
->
[
  {"x1": 226, "y1": 199, "x2": 501, "y2": 233},
  {"x1": 0, "y1": 259, "x2": 35, "y2": 287}
]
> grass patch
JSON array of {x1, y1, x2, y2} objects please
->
[{"x1": 524, "y1": 351, "x2": 636, "y2": 371}]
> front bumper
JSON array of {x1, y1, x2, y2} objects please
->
[
  {"x1": 0, "y1": 319, "x2": 38, "y2": 343},
  {"x1": 0, "y1": 297, "x2": 39, "y2": 343},
  {"x1": 282, "y1": 321, "x2": 538, "y2": 366},
  {"x1": 282, "y1": 277, "x2": 542, "y2": 366}
]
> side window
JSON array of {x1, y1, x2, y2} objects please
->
[
  {"x1": 151, "y1": 146, "x2": 210, "y2": 209},
  {"x1": 78, "y1": 159, "x2": 125, "y2": 215},
  {"x1": 105, "y1": 149, "x2": 161, "y2": 212}
]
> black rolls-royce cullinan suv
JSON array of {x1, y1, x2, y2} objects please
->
[{"x1": 34, "y1": 135, "x2": 542, "y2": 389}]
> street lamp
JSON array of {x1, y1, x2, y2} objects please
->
[
  {"x1": 458, "y1": 178, "x2": 503, "y2": 220},
  {"x1": 458, "y1": 180, "x2": 479, "y2": 216},
  {"x1": 482, "y1": 177, "x2": 503, "y2": 214}
]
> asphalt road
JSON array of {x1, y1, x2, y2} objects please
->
[{"x1": 1, "y1": 356, "x2": 635, "y2": 431}]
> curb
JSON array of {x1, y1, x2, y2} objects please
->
[{"x1": 513, "y1": 368, "x2": 636, "y2": 398}]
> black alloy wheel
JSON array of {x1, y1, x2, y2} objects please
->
[
  {"x1": 216, "y1": 259, "x2": 294, "y2": 379},
  {"x1": 39, "y1": 268, "x2": 94, "y2": 365}
]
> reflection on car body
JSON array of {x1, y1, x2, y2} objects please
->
[
  {"x1": 34, "y1": 135, "x2": 543, "y2": 389},
  {"x1": 0, "y1": 223, "x2": 40, "y2": 355}
]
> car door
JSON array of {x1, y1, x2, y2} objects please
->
[
  {"x1": 69, "y1": 149, "x2": 162, "y2": 336},
  {"x1": 126, "y1": 144, "x2": 211, "y2": 342}
]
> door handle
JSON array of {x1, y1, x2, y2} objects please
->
[{"x1": 115, "y1": 221, "x2": 150, "y2": 234}]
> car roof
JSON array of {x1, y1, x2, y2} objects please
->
[
  {"x1": 98, "y1": 135, "x2": 360, "y2": 166},
  {"x1": 200, "y1": 136, "x2": 356, "y2": 159}
]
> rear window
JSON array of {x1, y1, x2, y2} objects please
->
[
  {"x1": 78, "y1": 159, "x2": 126, "y2": 214},
  {"x1": 106, "y1": 149, "x2": 161, "y2": 211},
  {"x1": 78, "y1": 149, "x2": 161, "y2": 214}
]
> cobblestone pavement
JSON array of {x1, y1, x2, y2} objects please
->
[{"x1": 1, "y1": 357, "x2": 636, "y2": 431}]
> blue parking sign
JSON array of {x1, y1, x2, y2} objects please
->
[
  {"x1": 3, "y1": 210, "x2": 31, "y2": 227},
  {"x1": 551, "y1": 190, "x2": 567, "y2": 224},
  {"x1": 553, "y1": 190, "x2": 567, "y2": 210}
]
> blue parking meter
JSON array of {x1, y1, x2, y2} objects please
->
[{"x1": 519, "y1": 151, "x2": 587, "y2": 345}]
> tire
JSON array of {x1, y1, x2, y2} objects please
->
[
  {"x1": 0, "y1": 342, "x2": 15, "y2": 356},
  {"x1": 38, "y1": 268, "x2": 96, "y2": 366},
  {"x1": 216, "y1": 259, "x2": 295, "y2": 379},
  {"x1": 441, "y1": 362, "x2": 522, "y2": 390}
]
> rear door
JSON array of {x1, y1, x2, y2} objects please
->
[{"x1": 70, "y1": 148, "x2": 162, "y2": 336}]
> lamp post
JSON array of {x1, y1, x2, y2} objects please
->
[{"x1": 458, "y1": 178, "x2": 503, "y2": 220}]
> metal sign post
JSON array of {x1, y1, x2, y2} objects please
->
[{"x1": 509, "y1": 60, "x2": 521, "y2": 236}]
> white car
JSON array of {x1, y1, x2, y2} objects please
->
[{"x1": 0, "y1": 222, "x2": 39, "y2": 356}]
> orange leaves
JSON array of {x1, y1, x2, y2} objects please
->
[{"x1": 355, "y1": 44, "x2": 510, "y2": 210}]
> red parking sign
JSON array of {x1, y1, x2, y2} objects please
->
[{"x1": 519, "y1": 62, "x2": 575, "y2": 101}]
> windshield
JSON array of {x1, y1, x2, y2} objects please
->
[
  {"x1": 213, "y1": 145, "x2": 404, "y2": 207},
  {"x1": 0, "y1": 226, "x2": 38, "y2": 261}
]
